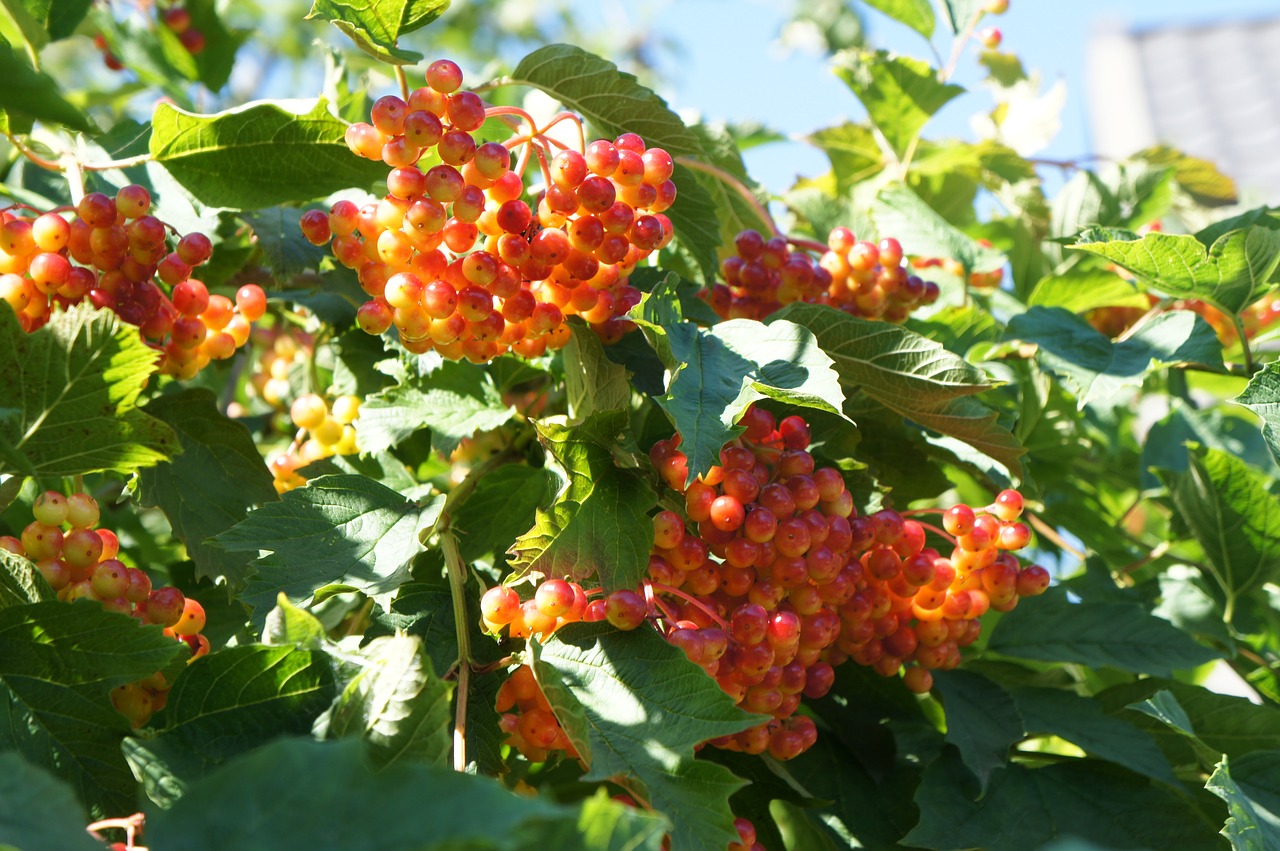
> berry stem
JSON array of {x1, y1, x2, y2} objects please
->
[
  {"x1": 647, "y1": 581, "x2": 728, "y2": 630},
  {"x1": 3, "y1": 131, "x2": 154, "y2": 173},
  {"x1": 439, "y1": 525, "x2": 472, "y2": 772},
  {"x1": 785, "y1": 236, "x2": 830, "y2": 255},
  {"x1": 674, "y1": 155, "x2": 778, "y2": 236},
  {"x1": 394, "y1": 64, "x2": 410, "y2": 102},
  {"x1": 915, "y1": 520, "x2": 957, "y2": 545},
  {"x1": 1025, "y1": 513, "x2": 1084, "y2": 560},
  {"x1": 537, "y1": 111, "x2": 586, "y2": 153}
]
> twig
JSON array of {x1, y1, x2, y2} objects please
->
[
  {"x1": 673, "y1": 155, "x2": 778, "y2": 235},
  {"x1": 394, "y1": 65, "x2": 410, "y2": 102},
  {"x1": 439, "y1": 525, "x2": 472, "y2": 772},
  {"x1": 1025, "y1": 514, "x2": 1085, "y2": 561}
]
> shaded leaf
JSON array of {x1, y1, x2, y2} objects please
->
[
  {"x1": 931, "y1": 669, "x2": 1022, "y2": 792},
  {"x1": 904, "y1": 749, "x2": 1221, "y2": 851},
  {"x1": 145, "y1": 737, "x2": 667, "y2": 851},
  {"x1": 0, "y1": 752, "x2": 105, "y2": 851},
  {"x1": 987, "y1": 587, "x2": 1220, "y2": 676},
  {"x1": 509, "y1": 413, "x2": 655, "y2": 593},
  {"x1": 532, "y1": 624, "x2": 762, "y2": 851},
  {"x1": 262, "y1": 593, "x2": 328, "y2": 649},
  {"x1": 150, "y1": 99, "x2": 387, "y2": 209},
  {"x1": 1206, "y1": 752, "x2": 1280, "y2": 850},
  {"x1": 0, "y1": 602, "x2": 186, "y2": 816},
  {"x1": 314, "y1": 634, "x2": 453, "y2": 768},
  {"x1": 564, "y1": 323, "x2": 630, "y2": 421},
  {"x1": 0, "y1": 304, "x2": 177, "y2": 478},
  {"x1": 1007, "y1": 306, "x2": 1224, "y2": 407},
  {"x1": 0, "y1": 37, "x2": 92, "y2": 131},
  {"x1": 213, "y1": 475, "x2": 438, "y2": 620},
  {"x1": 0, "y1": 549, "x2": 54, "y2": 609},
  {"x1": 241, "y1": 206, "x2": 330, "y2": 280},
  {"x1": 135, "y1": 388, "x2": 277, "y2": 591}
]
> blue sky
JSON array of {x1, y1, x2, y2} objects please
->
[{"x1": 610, "y1": 0, "x2": 1280, "y2": 194}]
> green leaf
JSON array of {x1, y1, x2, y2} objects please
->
[
  {"x1": 1070, "y1": 219, "x2": 1280, "y2": 316},
  {"x1": 862, "y1": 0, "x2": 935, "y2": 38},
  {"x1": 0, "y1": 602, "x2": 187, "y2": 816},
  {"x1": 0, "y1": 549, "x2": 54, "y2": 609},
  {"x1": 931, "y1": 670, "x2": 1022, "y2": 792},
  {"x1": 510, "y1": 44, "x2": 702, "y2": 157},
  {"x1": 135, "y1": 389, "x2": 278, "y2": 591},
  {"x1": 18, "y1": 0, "x2": 93, "y2": 41},
  {"x1": 1027, "y1": 267, "x2": 1150, "y2": 313},
  {"x1": 1006, "y1": 306, "x2": 1224, "y2": 407},
  {"x1": 1, "y1": 0, "x2": 48, "y2": 53},
  {"x1": 508, "y1": 44, "x2": 719, "y2": 280},
  {"x1": 262, "y1": 593, "x2": 328, "y2": 649},
  {"x1": 532, "y1": 624, "x2": 762, "y2": 851},
  {"x1": 125, "y1": 644, "x2": 336, "y2": 808},
  {"x1": 0, "y1": 37, "x2": 93, "y2": 131},
  {"x1": 1235, "y1": 362, "x2": 1280, "y2": 466},
  {"x1": 356, "y1": 359, "x2": 515, "y2": 458},
  {"x1": 0, "y1": 752, "x2": 105, "y2": 851},
  {"x1": 149, "y1": 99, "x2": 388, "y2": 209},
  {"x1": 306, "y1": 0, "x2": 449, "y2": 64},
  {"x1": 904, "y1": 749, "x2": 1221, "y2": 851},
  {"x1": 241, "y1": 206, "x2": 330, "y2": 280},
  {"x1": 314, "y1": 634, "x2": 452, "y2": 768},
  {"x1": 987, "y1": 587, "x2": 1221, "y2": 676},
  {"x1": 0, "y1": 304, "x2": 178, "y2": 479},
  {"x1": 1129, "y1": 689, "x2": 1199, "y2": 739},
  {"x1": 147, "y1": 736, "x2": 667, "y2": 850},
  {"x1": 873, "y1": 183, "x2": 1005, "y2": 277},
  {"x1": 980, "y1": 50, "x2": 1027, "y2": 87},
  {"x1": 172, "y1": 0, "x2": 249, "y2": 90},
  {"x1": 1158, "y1": 445, "x2": 1280, "y2": 621},
  {"x1": 1136, "y1": 144, "x2": 1239, "y2": 208},
  {"x1": 833, "y1": 50, "x2": 962, "y2": 160},
  {"x1": 452, "y1": 465, "x2": 548, "y2": 568},
  {"x1": 213, "y1": 475, "x2": 437, "y2": 620},
  {"x1": 1207, "y1": 752, "x2": 1280, "y2": 850},
  {"x1": 1009, "y1": 685, "x2": 1179, "y2": 786},
  {"x1": 564, "y1": 323, "x2": 631, "y2": 420},
  {"x1": 808, "y1": 122, "x2": 884, "y2": 194},
  {"x1": 632, "y1": 282, "x2": 848, "y2": 483},
  {"x1": 769, "y1": 302, "x2": 1025, "y2": 478},
  {"x1": 509, "y1": 414, "x2": 655, "y2": 592},
  {"x1": 1098, "y1": 681, "x2": 1280, "y2": 768}
]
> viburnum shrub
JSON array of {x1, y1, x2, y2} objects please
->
[{"x1": 1, "y1": 1, "x2": 1278, "y2": 850}]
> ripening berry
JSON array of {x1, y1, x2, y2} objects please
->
[
  {"x1": 32, "y1": 491, "x2": 70, "y2": 526},
  {"x1": 604, "y1": 589, "x2": 647, "y2": 630},
  {"x1": 172, "y1": 597, "x2": 206, "y2": 636},
  {"x1": 979, "y1": 26, "x2": 1002, "y2": 49},
  {"x1": 535, "y1": 579, "x2": 575, "y2": 619},
  {"x1": 985, "y1": 0, "x2": 1009, "y2": 13}
]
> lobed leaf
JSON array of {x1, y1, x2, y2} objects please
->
[
  {"x1": 0, "y1": 752, "x2": 105, "y2": 851},
  {"x1": 931, "y1": 670, "x2": 1023, "y2": 793},
  {"x1": 135, "y1": 388, "x2": 278, "y2": 591},
  {"x1": 356, "y1": 358, "x2": 515, "y2": 458},
  {"x1": 314, "y1": 634, "x2": 452, "y2": 769},
  {"x1": 833, "y1": 50, "x2": 962, "y2": 160},
  {"x1": 532, "y1": 624, "x2": 763, "y2": 851},
  {"x1": 0, "y1": 602, "x2": 187, "y2": 816},
  {"x1": 0, "y1": 303, "x2": 178, "y2": 479},
  {"x1": 149, "y1": 98, "x2": 388, "y2": 209},
  {"x1": 1007, "y1": 306, "x2": 1224, "y2": 407},
  {"x1": 145, "y1": 737, "x2": 667, "y2": 851},
  {"x1": 1157, "y1": 445, "x2": 1280, "y2": 621},
  {"x1": 1070, "y1": 218, "x2": 1280, "y2": 316},
  {"x1": 1234, "y1": 362, "x2": 1280, "y2": 466},
  {"x1": 306, "y1": 0, "x2": 449, "y2": 64},
  {"x1": 213, "y1": 475, "x2": 439, "y2": 621},
  {"x1": 987, "y1": 587, "x2": 1221, "y2": 676},
  {"x1": 1206, "y1": 752, "x2": 1280, "y2": 850},
  {"x1": 508, "y1": 413, "x2": 655, "y2": 592}
]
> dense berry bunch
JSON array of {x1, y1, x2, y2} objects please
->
[
  {"x1": 494, "y1": 663, "x2": 580, "y2": 761},
  {"x1": 0, "y1": 187, "x2": 266, "y2": 378},
  {"x1": 303, "y1": 58, "x2": 676, "y2": 362},
  {"x1": 247, "y1": 327, "x2": 313, "y2": 408},
  {"x1": 704, "y1": 227, "x2": 939, "y2": 322},
  {"x1": 269, "y1": 392, "x2": 363, "y2": 493},
  {"x1": 0, "y1": 491, "x2": 208, "y2": 727}
]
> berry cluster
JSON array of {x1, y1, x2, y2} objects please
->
[
  {"x1": 914, "y1": 243, "x2": 1003, "y2": 291},
  {"x1": 0, "y1": 187, "x2": 266, "y2": 379},
  {"x1": 269, "y1": 392, "x2": 363, "y2": 493},
  {"x1": 247, "y1": 327, "x2": 313, "y2": 408},
  {"x1": 303, "y1": 58, "x2": 676, "y2": 362},
  {"x1": 494, "y1": 663, "x2": 580, "y2": 762},
  {"x1": 704, "y1": 228, "x2": 939, "y2": 323},
  {"x1": 0, "y1": 491, "x2": 208, "y2": 727},
  {"x1": 1087, "y1": 292, "x2": 1280, "y2": 346}
]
